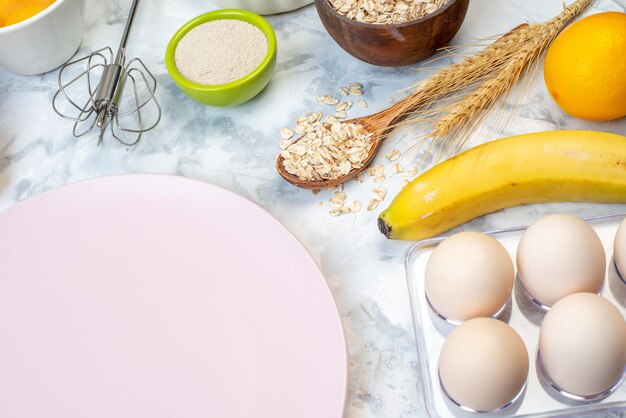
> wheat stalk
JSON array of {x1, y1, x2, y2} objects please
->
[
  {"x1": 378, "y1": 23, "x2": 533, "y2": 124},
  {"x1": 405, "y1": 0, "x2": 594, "y2": 157},
  {"x1": 436, "y1": 41, "x2": 540, "y2": 155}
]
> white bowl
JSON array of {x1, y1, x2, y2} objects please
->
[
  {"x1": 211, "y1": 0, "x2": 313, "y2": 15},
  {"x1": 0, "y1": 0, "x2": 85, "y2": 75}
]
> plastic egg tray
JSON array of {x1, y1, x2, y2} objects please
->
[{"x1": 405, "y1": 212, "x2": 626, "y2": 418}]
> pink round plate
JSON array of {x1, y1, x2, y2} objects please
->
[{"x1": 0, "y1": 175, "x2": 347, "y2": 418}]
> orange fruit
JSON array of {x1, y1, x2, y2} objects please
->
[{"x1": 544, "y1": 12, "x2": 626, "y2": 121}]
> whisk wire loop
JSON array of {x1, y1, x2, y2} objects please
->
[
  {"x1": 111, "y1": 72, "x2": 144, "y2": 146},
  {"x1": 51, "y1": 0, "x2": 160, "y2": 146}
]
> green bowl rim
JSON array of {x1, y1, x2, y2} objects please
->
[{"x1": 165, "y1": 9, "x2": 277, "y2": 92}]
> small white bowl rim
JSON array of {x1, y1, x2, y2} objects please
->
[{"x1": 0, "y1": 0, "x2": 69, "y2": 34}]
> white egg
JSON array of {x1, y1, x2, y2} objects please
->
[
  {"x1": 425, "y1": 232, "x2": 514, "y2": 322},
  {"x1": 439, "y1": 318, "x2": 529, "y2": 412},
  {"x1": 539, "y1": 293, "x2": 626, "y2": 398},
  {"x1": 517, "y1": 214, "x2": 605, "y2": 308}
]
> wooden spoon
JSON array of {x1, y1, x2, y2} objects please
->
[
  {"x1": 276, "y1": 24, "x2": 529, "y2": 190},
  {"x1": 275, "y1": 97, "x2": 416, "y2": 189}
]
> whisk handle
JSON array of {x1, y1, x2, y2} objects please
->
[
  {"x1": 94, "y1": 64, "x2": 127, "y2": 128},
  {"x1": 115, "y1": 0, "x2": 141, "y2": 66}
]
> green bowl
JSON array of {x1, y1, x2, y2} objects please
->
[{"x1": 165, "y1": 9, "x2": 277, "y2": 107}]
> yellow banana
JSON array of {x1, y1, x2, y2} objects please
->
[{"x1": 378, "y1": 130, "x2": 626, "y2": 241}]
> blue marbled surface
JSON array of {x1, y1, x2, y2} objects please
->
[{"x1": 1, "y1": 0, "x2": 626, "y2": 416}]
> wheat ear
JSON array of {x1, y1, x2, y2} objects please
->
[
  {"x1": 423, "y1": 0, "x2": 594, "y2": 154},
  {"x1": 379, "y1": 23, "x2": 533, "y2": 125}
]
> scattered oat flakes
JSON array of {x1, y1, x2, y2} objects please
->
[
  {"x1": 357, "y1": 99, "x2": 368, "y2": 108},
  {"x1": 317, "y1": 95, "x2": 339, "y2": 105},
  {"x1": 353, "y1": 173, "x2": 365, "y2": 183},
  {"x1": 386, "y1": 149, "x2": 401, "y2": 161},
  {"x1": 401, "y1": 179, "x2": 410, "y2": 188},
  {"x1": 329, "y1": 209, "x2": 341, "y2": 216},
  {"x1": 336, "y1": 101, "x2": 352, "y2": 112},
  {"x1": 312, "y1": 189, "x2": 321, "y2": 195},
  {"x1": 367, "y1": 164, "x2": 385, "y2": 177},
  {"x1": 318, "y1": 201, "x2": 324, "y2": 206},
  {"x1": 280, "y1": 83, "x2": 375, "y2": 187},
  {"x1": 393, "y1": 163, "x2": 404, "y2": 174},
  {"x1": 281, "y1": 128, "x2": 294, "y2": 140},
  {"x1": 374, "y1": 175, "x2": 386, "y2": 183},
  {"x1": 329, "y1": 196, "x2": 344, "y2": 209},
  {"x1": 367, "y1": 199, "x2": 379, "y2": 211},
  {"x1": 372, "y1": 187, "x2": 386, "y2": 201},
  {"x1": 341, "y1": 206, "x2": 352, "y2": 214},
  {"x1": 350, "y1": 200, "x2": 362, "y2": 213},
  {"x1": 349, "y1": 85, "x2": 363, "y2": 96},
  {"x1": 334, "y1": 191, "x2": 347, "y2": 200}
]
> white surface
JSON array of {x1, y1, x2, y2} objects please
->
[
  {"x1": 406, "y1": 215, "x2": 626, "y2": 417},
  {"x1": 0, "y1": 0, "x2": 85, "y2": 75},
  {"x1": 0, "y1": 0, "x2": 626, "y2": 416}
]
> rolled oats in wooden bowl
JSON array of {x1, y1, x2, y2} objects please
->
[
  {"x1": 330, "y1": 0, "x2": 447, "y2": 25},
  {"x1": 315, "y1": 0, "x2": 470, "y2": 66}
]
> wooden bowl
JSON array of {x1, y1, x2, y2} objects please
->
[{"x1": 315, "y1": 0, "x2": 470, "y2": 67}]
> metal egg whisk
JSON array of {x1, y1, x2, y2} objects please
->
[{"x1": 53, "y1": 0, "x2": 161, "y2": 146}]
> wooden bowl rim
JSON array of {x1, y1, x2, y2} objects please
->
[{"x1": 316, "y1": 0, "x2": 466, "y2": 30}]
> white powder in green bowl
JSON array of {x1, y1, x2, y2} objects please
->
[{"x1": 174, "y1": 19, "x2": 269, "y2": 86}]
